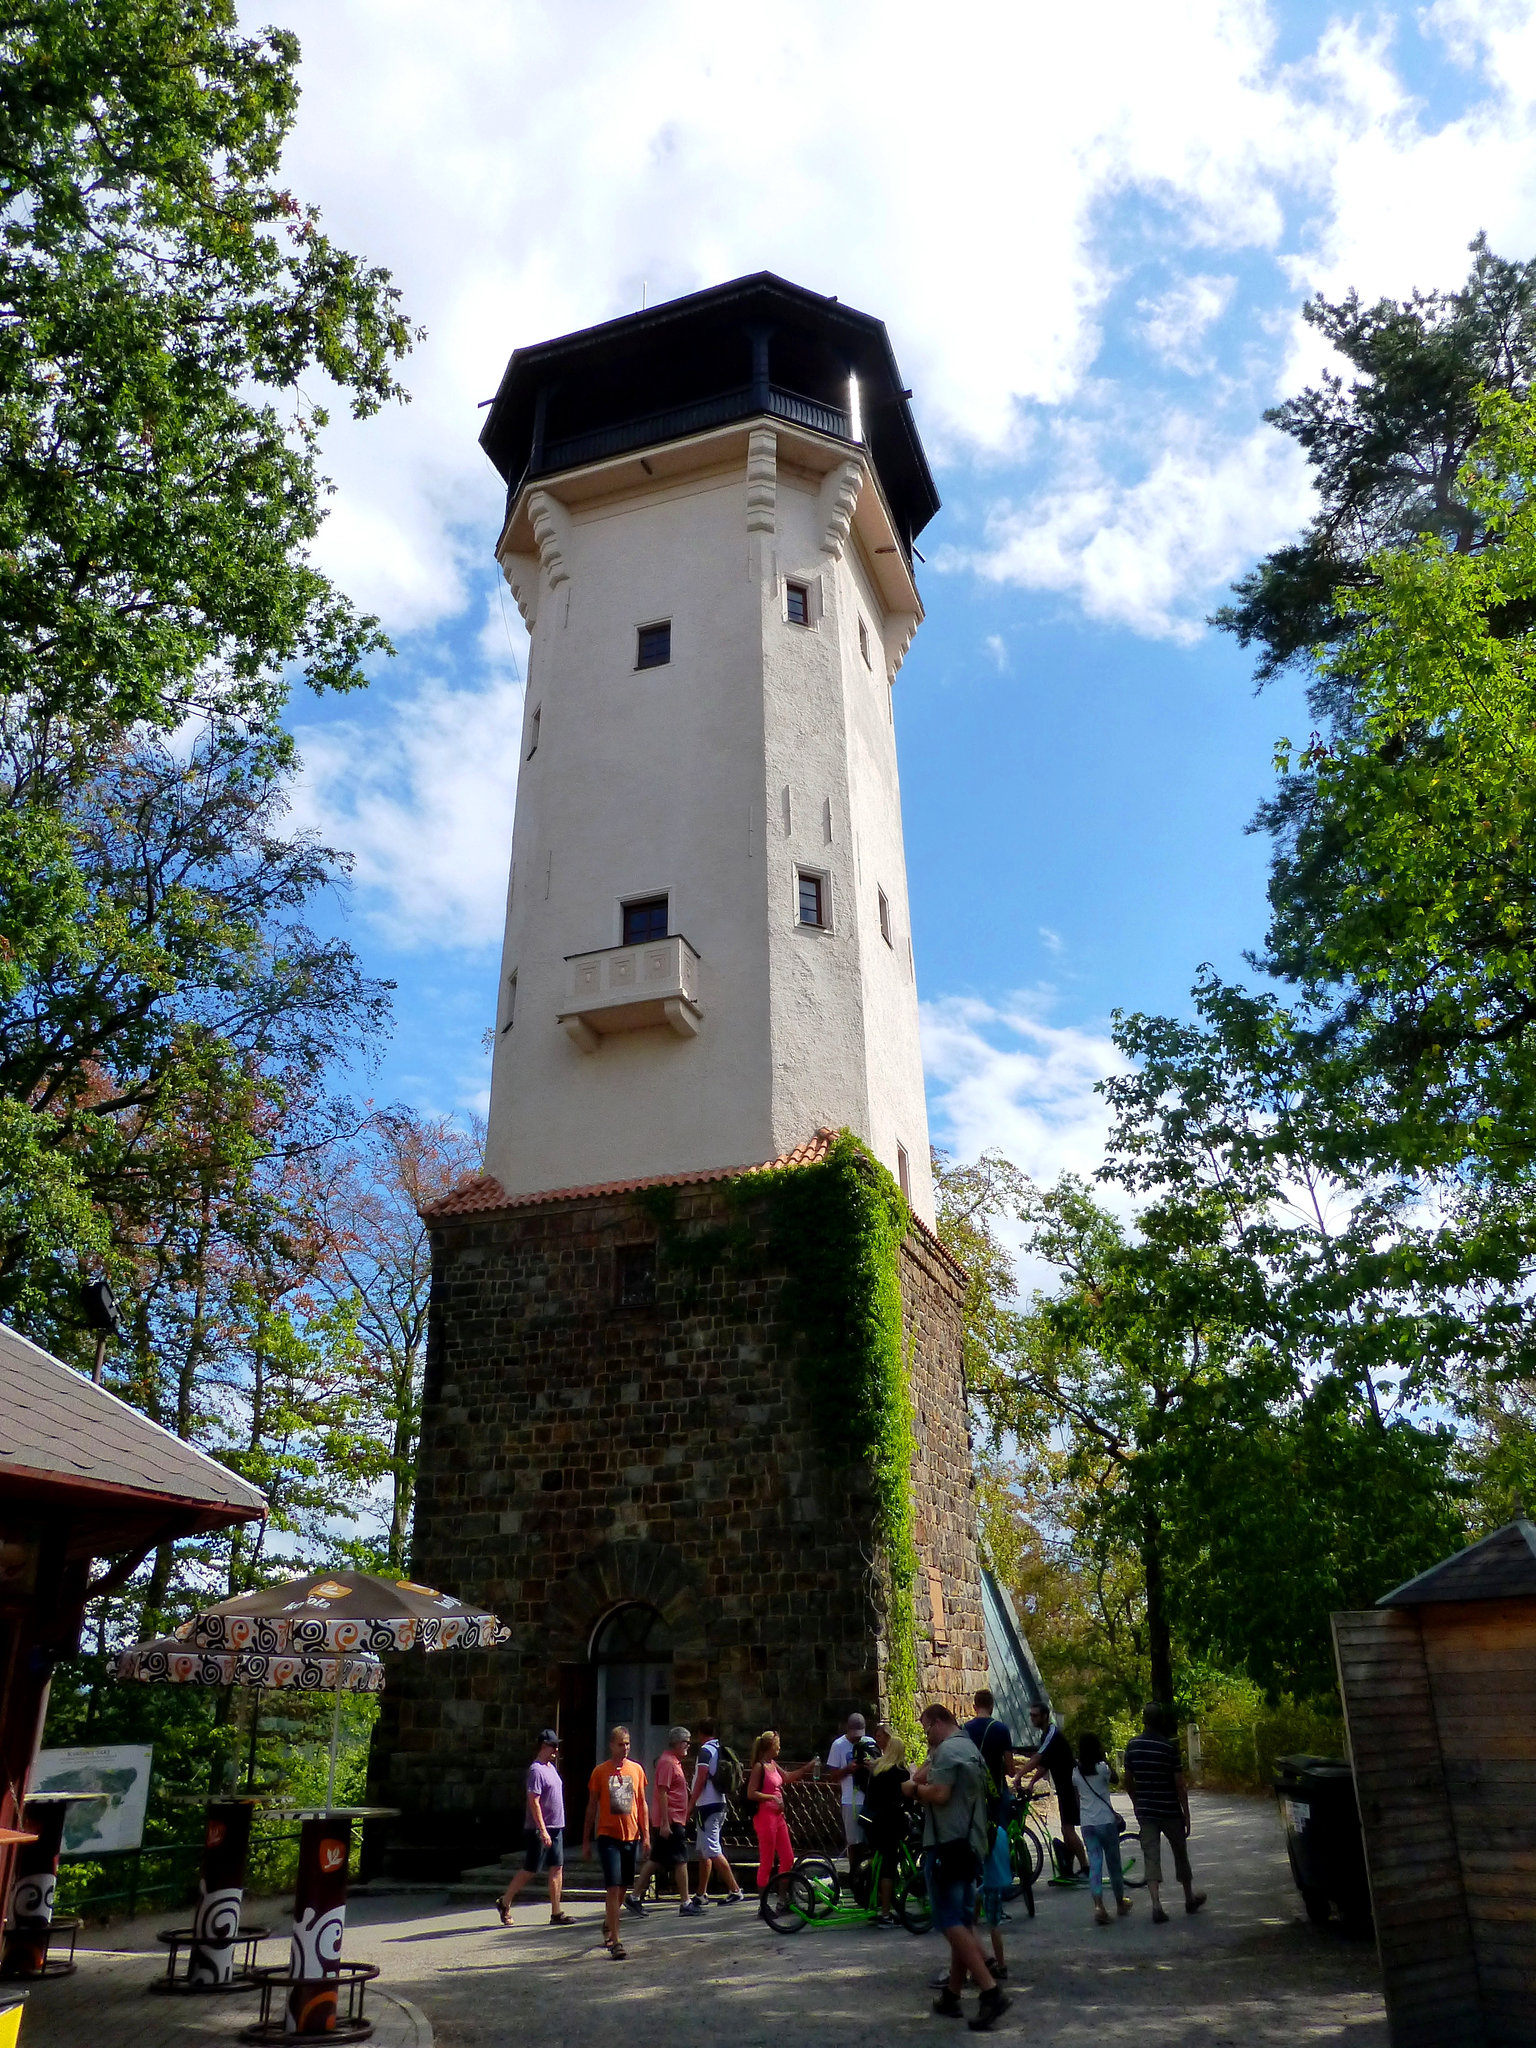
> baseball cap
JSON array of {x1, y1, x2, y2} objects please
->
[{"x1": 539, "y1": 1728, "x2": 561, "y2": 1745}]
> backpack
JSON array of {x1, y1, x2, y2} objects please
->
[{"x1": 710, "y1": 1742, "x2": 744, "y2": 1802}]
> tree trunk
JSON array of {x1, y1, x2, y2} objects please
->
[{"x1": 1142, "y1": 1515, "x2": 1175, "y2": 1708}]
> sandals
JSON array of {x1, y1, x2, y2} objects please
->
[
  {"x1": 549, "y1": 1911, "x2": 576, "y2": 1926},
  {"x1": 495, "y1": 1896, "x2": 513, "y2": 1926},
  {"x1": 605, "y1": 1938, "x2": 627, "y2": 1960}
]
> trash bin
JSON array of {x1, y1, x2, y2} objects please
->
[{"x1": 1274, "y1": 1754, "x2": 1372, "y2": 1929}]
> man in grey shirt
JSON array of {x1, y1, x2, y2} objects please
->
[{"x1": 904, "y1": 1703, "x2": 1011, "y2": 2032}]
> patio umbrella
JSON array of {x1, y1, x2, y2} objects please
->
[{"x1": 177, "y1": 1572, "x2": 510, "y2": 1806}]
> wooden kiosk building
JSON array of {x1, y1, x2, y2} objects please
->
[{"x1": 1333, "y1": 1520, "x2": 1536, "y2": 2048}]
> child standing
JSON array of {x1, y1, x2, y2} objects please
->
[
  {"x1": 977, "y1": 1816, "x2": 1014, "y2": 1977},
  {"x1": 1073, "y1": 1732, "x2": 1132, "y2": 1927}
]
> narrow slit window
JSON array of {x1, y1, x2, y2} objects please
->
[
  {"x1": 526, "y1": 705, "x2": 540, "y2": 757},
  {"x1": 859, "y1": 617, "x2": 871, "y2": 667},
  {"x1": 786, "y1": 580, "x2": 810, "y2": 626},
  {"x1": 897, "y1": 1143, "x2": 911, "y2": 1201},
  {"x1": 636, "y1": 620, "x2": 671, "y2": 669},
  {"x1": 878, "y1": 888, "x2": 892, "y2": 946},
  {"x1": 622, "y1": 896, "x2": 669, "y2": 945},
  {"x1": 502, "y1": 970, "x2": 516, "y2": 1034},
  {"x1": 797, "y1": 870, "x2": 826, "y2": 929},
  {"x1": 615, "y1": 1242, "x2": 656, "y2": 1307}
]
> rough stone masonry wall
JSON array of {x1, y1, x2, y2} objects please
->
[{"x1": 367, "y1": 1178, "x2": 983, "y2": 1867}]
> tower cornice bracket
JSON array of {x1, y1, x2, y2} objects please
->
[
  {"x1": 527, "y1": 488, "x2": 572, "y2": 591},
  {"x1": 746, "y1": 428, "x2": 777, "y2": 536},
  {"x1": 499, "y1": 549, "x2": 540, "y2": 630},
  {"x1": 887, "y1": 611, "x2": 919, "y2": 682},
  {"x1": 818, "y1": 458, "x2": 863, "y2": 561}
]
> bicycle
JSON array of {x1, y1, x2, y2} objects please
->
[
  {"x1": 759, "y1": 1830, "x2": 932, "y2": 1936},
  {"x1": 1002, "y1": 1789, "x2": 1050, "y2": 1899}
]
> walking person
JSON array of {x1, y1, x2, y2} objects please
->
[
  {"x1": 860, "y1": 1724, "x2": 911, "y2": 1927},
  {"x1": 495, "y1": 1729, "x2": 576, "y2": 1927},
  {"x1": 1073, "y1": 1732, "x2": 1132, "y2": 1926},
  {"x1": 977, "y1": 1810, "x2": 1013, "y2": 1980},
  {"x1": 1123, "y1": 1705, "x2": 1205, "y2": 1924},
  {"x1": 963, "y1": 1690, "x2": 1017, "y2": 1822},
  {"x1": 687, "y1": 1719, "x2": 746, "y2": 1904},
  {"x1": 825, "y1": 1711, "x2": 876, "y2": 1877},
  {"x1": 582, "y1": 1725, "x2": 650, "y2": 1960},
  {"x1": 745, "y1": 1731, "x2": 816, "y2": 1918},
  {"x1": 903, "y1": 1702, "x2": 1011, "y2": 2032},
  {"x1": 627, "y1": 1726, "x2": 705, "y2": 1918},
  {"x1": 1021, "y1": 1700, "x2": 1088, "y2": 1879}
]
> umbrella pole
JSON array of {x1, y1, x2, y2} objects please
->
[
  {"x1": 245, "y1": 1684, "x2": 262, "y2": 1793},
  {"x1": 325, "y1": 1658, "x2": 348, "y2": 1810}
]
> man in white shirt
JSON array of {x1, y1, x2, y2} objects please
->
[{"x1": 825, "y1": 1712, "x2": 874, "y2": 1869}]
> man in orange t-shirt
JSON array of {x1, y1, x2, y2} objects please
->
[{"x1": 583, "y1": 1725, "x2": 650, "y2": 1958}]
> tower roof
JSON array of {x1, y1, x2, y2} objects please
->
[{"x1": 479, "y1": 272, "x2": 940, "y2": 553}]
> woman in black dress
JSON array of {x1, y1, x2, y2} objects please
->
[{"x1": 859, "y1": 1724, "x2": 911, "y2": 1925}]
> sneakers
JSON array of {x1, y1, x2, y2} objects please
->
[
  {"x1": 720, "y1": 1890, "x2": 746, "y2": 1905},
  {"x1": 1151, "y1": 1904, "x2": 1170, "y2": 1924},
  {"x1": 1094, "y1": 1901, "x2": 1109, "y2": 1926},
  {"x1": 679, "y1": 1899, "x2": 706, "y2": 1917},
  {"x1": 689, "y1": 1893, "x2": 708, "y2": 1907},
  {"x1": 933, "y1": 1988, "x2": 964, "y2": 2018},
  {"x1": 969, "y1": 1989, "x2": 1012, "y2": 2033},
  {"x1": 622, "y1": 1894, "x2": 647, "y2": 1917},
  {"x1": 1185, "y1": 1891, "x2": 1207, "y2": 1914},
  {"x1": 874, "y1": 1912, "x2": 899, "y2": 1928},
  {"x1": 1117, "y1": 1896, "x2": 1133, "y2": 1916}
]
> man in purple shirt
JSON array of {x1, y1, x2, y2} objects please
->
[{"x1": 496, "y1": 1730, "x2": 576, "y2": 1926}]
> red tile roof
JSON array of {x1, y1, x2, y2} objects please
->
[{"x1": 423, "y1": 1128, "x2": 841, "y2": 1218}]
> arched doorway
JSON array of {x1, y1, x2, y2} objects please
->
[{"x1": 591, "y1": 1604, "x2": 673, "y2": 1785}]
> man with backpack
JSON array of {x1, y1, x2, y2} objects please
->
[
  {"x1": 687, "y1": 1719, "x2": 746, "y2": 1904},
  {"x1": 964, "y1": 1690, "x2": 1017, "y2": 1826}
]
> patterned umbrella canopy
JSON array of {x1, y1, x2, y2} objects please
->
[
  {"x1": 180, "y1": 1570, "x2": 511, "y2": 1657},
  {"x1": 114, "y1": 1636, "x2": 385, "y2": 1693}
]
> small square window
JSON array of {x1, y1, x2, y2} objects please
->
[
  {"x1": 637, "y1": 620, "x2": 671, "y2": 669},
  {"x1": 878, "y1": 888, "x2": 892, "y2": 946},
  {"x1": 622, "y1": 896, "x2": 668, "y2": 946},
  {"x1": 526, "y1": 705, "x2": 540, "y2": 757},
  {"x1": 798, "y1": 870, "x2": 826, "y2": 929},
  {"x1": 616, "y1": 1243, "x2": 656, "y2": 1307},
  {"x1": 859, "y1": 617, "x2": 871, "y2": 667},
  {"x1": 897, "y1": 1144, "x2": 911, "y2": 1201},
  {"x1": 786, "y1": 581, "x2": 810, "y2": 627}
]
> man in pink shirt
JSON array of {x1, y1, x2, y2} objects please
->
[{"x1": 626, "y1": 1727, "x2": 704, "y2": 1918}]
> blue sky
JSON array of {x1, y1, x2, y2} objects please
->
[{"x1": 252, "y1": 0, "x2": 1536, "y2": 1191}]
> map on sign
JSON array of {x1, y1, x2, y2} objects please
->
[{"x1": 33, "y1": 1744, "x2": 152, "y2": 1853}]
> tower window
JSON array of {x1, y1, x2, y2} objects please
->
[
  {"x1": 797, "y1": 870, "x2": 827, "y2": 929},
  {"x1": 622, "y1": 895, "x2": 669, "y2": 945},
  {"x1": 859, "y1": 617, "x2": 871, "y2": 667},
  {"x1": 615, "y1": 1242, "x2": 657, "y2": 1307},
  {"x1": 786, "y1": 581, "x2": 810, "y2": 627},
  {"x1": 878, "y1": 888, "x2": 892, "y2": 946},
  {"x1": 526, "y1": 705, "x2": 540, "y2": 757},
  {"x1": 502, "y1": 970, "x2": 516, "y2": 1034},
  {"x1": 636, "y1": 620, "x2": 671, "y2": 669},
  {"x1": 897, "y1": 1144, "x2": 911, "y2": 1201}
]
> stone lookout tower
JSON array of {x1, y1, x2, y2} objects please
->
[{"x1": 369, "y1": 275, "x2": 986, "y2": 1875}]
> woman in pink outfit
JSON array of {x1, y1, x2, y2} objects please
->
[{"x1": 746, "y1": 1730, "x2": 816, "y2": 1918}]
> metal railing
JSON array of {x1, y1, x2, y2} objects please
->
[
  {"x1": 55, "y1": 1824, "x2": 305, "y2": 1919},
  {"x1": 537, "y1": 384, "x2": 854, "y2": 476}
]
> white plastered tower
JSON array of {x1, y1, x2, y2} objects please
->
[{"x1": 480, "y1": 276, "x2": 938, "y2": 1225}]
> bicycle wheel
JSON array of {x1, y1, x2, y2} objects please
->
[
  {"x1": 790, "y1": 1859, "x2": 841, "y2": 1918},
  {"x1": 1118, "y1": 1828, "x2": 1147, "y2": 1888},
  {"x1": 1013, "y1": 1821, "x2": 1046, "y2": 1889},
  {"x1": 897, "y1": 1869, "x2": 933, "y2": 1935},
  {"x1": 758, "y1": 1886, "x2": 806, "y2": 1934}
]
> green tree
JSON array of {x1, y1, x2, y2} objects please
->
[{"x1": 1214, "y1": 235, "x2": 1536, "y2": 688}]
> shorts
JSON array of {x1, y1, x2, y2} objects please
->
[
  {"x1": 978, "y1": 1886, "x2": 1006, "y2": 1928},
  {"x1": 924, "y1": 1850, "x2": 977, "y2": 1934},
  {"x1": 655, "y1": 1822, "x2": 688, "y2": 1865},
  {"x1": 1138, "y1": 1816, "x2": 1192, "y2": 1888},
  {"x1": 1054, "y1": 1779, "x2": 1081, "y2": 1828},
  {"x1": 522, "y1": 1825, "x2": 564, "y2": 1873},
  {"x1": 596, "y1": 1836, "x2": 638, "y2": 1890},
  {"x1": 842, "y1": 1804, "x2": 863, "y2": 1850},
  {"x1": 695, "y1": 1805, "x2": 726, "y2": 1858}
]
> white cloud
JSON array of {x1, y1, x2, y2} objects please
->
[
  {"x1": 291, "y1": 666, "x2": 523, "y2": 949},
  {"x1": 953, "y1": 416, "x2": 1314, "y2": 641},
  {"x1": 1138, "y1": 275, "x2": 1236, "y2": 371},
  {"x1": 1038, "y1": 927, "x2": 1064, "y2": 955},
  {"x1": 983, "y1": 633, "x2": 1009, "y2": 671}
]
